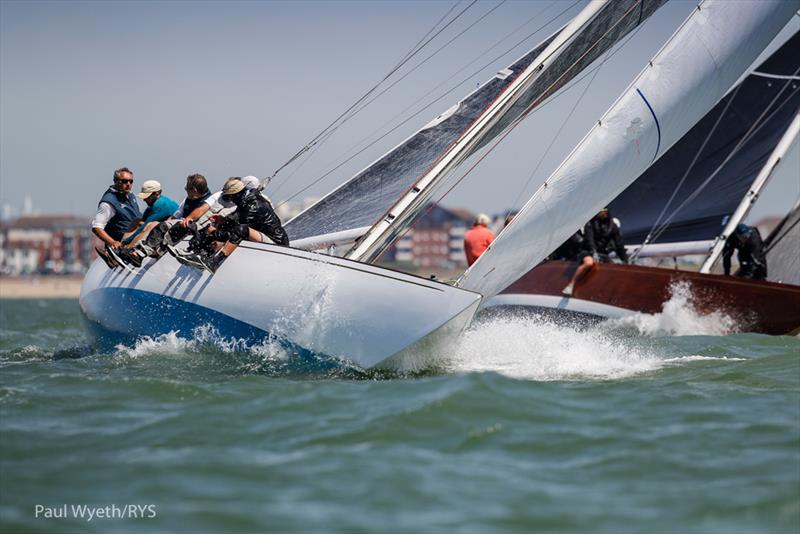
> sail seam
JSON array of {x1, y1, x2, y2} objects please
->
[{"x1": 635, "y1": 88, "x2": 661, "y2": 163}]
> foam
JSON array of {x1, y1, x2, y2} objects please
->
[
  {"x1": 601, "y1": 280, "x2": 738, "y2": 337},
  {"x1": 449, "y1": 313, "x2": 662, "y2": 381}
]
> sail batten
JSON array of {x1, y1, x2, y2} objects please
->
[{"x1": 458, "y1": 0, "x2": 798, "y2": 299}]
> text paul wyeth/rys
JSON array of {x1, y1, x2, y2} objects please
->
[{"x1": 35, "y1": 504, "x2": 157, "y2": 521}]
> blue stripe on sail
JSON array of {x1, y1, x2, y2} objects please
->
[{"x1": 636, "y1": 87, "x2": 661, "y2": 163}]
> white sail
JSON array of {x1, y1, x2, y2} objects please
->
[{"x1": 458, "y1": 0, "x2": 797, "y2": 298}]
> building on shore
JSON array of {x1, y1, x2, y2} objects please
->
[{"x1": 0, "y1": 215, "x2": 95, "y2": 275}]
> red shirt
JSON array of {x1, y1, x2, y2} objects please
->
[{"x1": 464, "y1": 225, "x2": 495, "y2": 266}]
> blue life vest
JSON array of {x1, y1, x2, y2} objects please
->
[
  {"x1": 99, "y1": 187, "x2": 142, "y2": 240},
  {"x1": 180, "y1": 191, "x2": 211, "y2": 218}
]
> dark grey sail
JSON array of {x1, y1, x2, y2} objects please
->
[
  {"x1": 765, "y1": 202, "x2": 800, "y2": 285},
  {"x1": 609, "y1": 31, "x2": 800, "y2": 245},
  {"x1": 286, "y1": 0, "x2": 666, "y2": 243}
]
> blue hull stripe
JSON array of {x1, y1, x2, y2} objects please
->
[
  {"x1": 81, "y1": 287, "x2": 318, "y2": 360},
  {"x1": 636, "y1": 87, "x2": 661, "y2": 163}
]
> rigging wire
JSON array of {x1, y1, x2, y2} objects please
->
[
  {"x1": 271, "y1": 0, "x2": 509, "y2": 198},
  {"x1": 268, "y1": 0, "x2": 478, "y2": 189},
  {"x1": 500, "y1": 19, "x2": 640, "y2": 225},
  {"x1": 275, "y1": 0, "x2": 580, "y2": 207},
  {"x1": 643, "y1": 72, "x2": 800, "y2": 247}
]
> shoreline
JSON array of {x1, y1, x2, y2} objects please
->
[{"x1": 0, "y1": 276, "x2": 83, "y2": 299}]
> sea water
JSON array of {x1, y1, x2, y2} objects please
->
[{"x1": 0, "y1": 297, "x2": 798, "y2": 533}]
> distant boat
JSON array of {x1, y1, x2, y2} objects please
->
[
  {"x1": 484, "y1": 31, "x2": 800, "y2": 335},
  {"x1": 80, "y1": 0, "x2": 796, "y2": 367}
]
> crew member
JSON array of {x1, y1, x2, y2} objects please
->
[
  {"x1": 722, "y1": 223, "x2": 767, "y2": 280},
  {"x1": 464, "y1": 213, "x2": 494, "y2": 266},
  {"x1": 194, "y1": 178, "x2": 289, "y2": 272},
  {"x1": 563, "y1": 208, "x2": 628, "y2": 296},
  {"x1": 92, "y1": 167, "x2": 142, "y2": 248}
]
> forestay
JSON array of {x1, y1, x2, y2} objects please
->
[
  {"x1": 285, "y1": 0, "x2": 667, "y2": 247},
  {"x1": 458, "y1": 0, "x2": 797, "y2": 299}
]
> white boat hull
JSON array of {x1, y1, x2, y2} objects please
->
[{"x1": 80, "y1": 243, "x2": 481, "y2": 369}]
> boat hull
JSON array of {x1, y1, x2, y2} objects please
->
[
  {"x1": 80, "y1": 243, "x2": 482, "y2": 369},
  {"x1": 484, "y1": 261, "x2": 800, "y2": 335}
]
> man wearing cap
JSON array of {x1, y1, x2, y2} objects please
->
[
  {"x1": 179, "y1": 177, "x2": 289, "y2": 272},
  {"x1": 563, "y1": 208, "x2": 628, "y2": 296},
  {"x1": 722, "y1": 223, "x2": 767, "y2": 280},
  {"x1": 464, "y1": 213, "x2": 495, "y2": 267},
  {"x1": 119, "y1": 180, "x2": 179, "y2": 248},
  {"x1": 92, "y1": 167, "x2": 142, "y2": 249}
]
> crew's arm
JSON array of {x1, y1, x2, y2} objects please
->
[
  {"x1": 583, "y1": 224, "x2": 597, "y2": 254},
  {"x1": 612, "y1": 227, "x2": 628, "y2": 263},
  {"x1": 91, "y1": 202, "x2": 121, "y2": 248},
  {"x1": 181, "y1": 203, "x2": 210, "y2": 228},
  {"x1": 721, "y1": 238, "x2": 734, "y2": 275}
]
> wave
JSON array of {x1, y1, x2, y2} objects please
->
[
  {"x1": 601, "y1": 280, "x2": 739, "y2": 337},
  {"x1": 448, "y1": 312, "x2": 664, "y2": 381}
]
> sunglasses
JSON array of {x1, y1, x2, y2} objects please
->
[{"x1": 116, "y1": 178, "x2": 133, "y2": 184}]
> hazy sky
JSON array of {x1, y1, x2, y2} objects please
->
[{"x1": 1, "y1": 0, "x2": 798, "y2": 225}]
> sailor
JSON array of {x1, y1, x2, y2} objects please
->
[
  {"x1": 562, "y1": 208, "x2": 628, "y2": 296},
  {"x1": 92, "y1": 167, "x2": 142, "y2": 248},
  {"x1": 192, "y1": 178, "x2": 290, "y2": 272},
  {"x1": 722, "y1": 223, "x2": 767, "y2": 280},
  {"x1": 464, "y1": 213, "x2": 495, "y2": 266},
  {"x1": 106, "y1": 174, "x2": 209, "y2": 268},
  {"x1": 179, "y1": 175, "x2": 264, "y2": 229}
]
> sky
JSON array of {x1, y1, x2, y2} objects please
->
[{"x1": 1, "y1": 0, "x2": 798, "y2": 226}]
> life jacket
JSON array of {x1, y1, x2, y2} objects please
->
[
  {"x1": 99, "y1": 187, "x2": 142, "y2": 240},
  {"x1": 179, "y1": 191, "x2": 211, "y2": 218}
]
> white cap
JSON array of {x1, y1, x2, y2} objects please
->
[
  {"x1": 474, "y1": 213, "x2": 491, "y2": 226},
  {"x1": 241, "y1": 176, "x2": 260, "y2": 190},
  {"x1": 137, "y1": 180, "x2": 162, "y2": 199}
]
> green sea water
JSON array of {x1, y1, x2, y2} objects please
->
[{"x1": 0, "y1": 298, "x2": 798, "y2": 533}]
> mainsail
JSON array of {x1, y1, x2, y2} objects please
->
[
  {"x1": 608, "y1": 31, "x2": 800, "y2": 246},
  {"x1": 285, "y1": 0, "x2": 667, "y2": 250},
  {"x1": 458, "y1": 0, "x2": 797, "y2": 299}
]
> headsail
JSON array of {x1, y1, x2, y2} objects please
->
[
  {"x1": 285, "y1": 0, "x2": 667, "y2": 251},
  {"x1": 458, "y1": 0, "x2": 797, "y2": 299},
  {"x1": 607, "y1": 31, "x2": 799, "y2": 246},
  {"x1": 764, "y1": 201, "x2": 800, "y2": 285}
]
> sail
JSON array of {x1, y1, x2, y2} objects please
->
[
  {"x1": 285, "y1": 0, "x2": 667, "y2": 244},
  {"x1": 608, "y1": 31, "x2": 800, "y2": 245},
  {"x1": 765, "y1": 202, "x2": 800, "y2": 285},
  {"x1": 459, "y1": 0, "x2": 797, "y2": 299}
]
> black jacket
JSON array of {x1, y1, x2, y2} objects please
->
[
  {"x1": 583, "y1": 217, "x2": 628, "y2": 263},
  {"x1": 722, "y1": 228, "x2": 766, "y2": 277},
  {"x1": 230, "y1": 191, "x2": 289, "y2": 246}
]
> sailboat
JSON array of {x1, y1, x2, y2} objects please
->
[
  {"x1": 485, "y1": 31, "x2": 800, "y2": 335},
  {"x1": 80, "y1": 0, "x2": 797, "y2": 368}
]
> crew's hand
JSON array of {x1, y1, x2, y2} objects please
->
[
  {"x1": 108, "y1": 240, "x2": 122, "y2": 249},
  {"x1": 180, "y1": 218, "x2": 193, "y2": 228}
]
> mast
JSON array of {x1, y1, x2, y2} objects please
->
[
  {"x1": 344, "y1": 0, "x2": 609, "y2": 263},
  {"x1": 699, "y1": 112, "x2": 800, "y2": 273}
]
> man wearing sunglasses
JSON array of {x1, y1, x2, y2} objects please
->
[{"x1": 92, "y1": 167, "x2": 142, "y2": 251}]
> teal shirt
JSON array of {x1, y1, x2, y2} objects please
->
[{"x1": 123, "y1": 195, "x2": 180, "y2": 244}]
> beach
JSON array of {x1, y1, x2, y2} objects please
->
[{"x1": 0, "y1": 276, "x2": 82, "y2": 299}]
